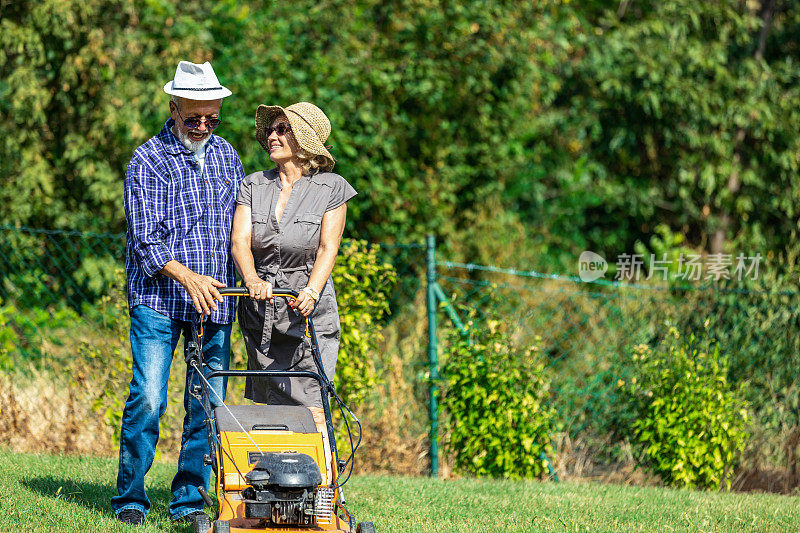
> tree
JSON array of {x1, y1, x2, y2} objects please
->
[
  {"x1": 510, "y1": 0, "x2": 800, "y2": 260},
  {"x1": 0, "y1": 0, "x2": 210, "y2": 231}
]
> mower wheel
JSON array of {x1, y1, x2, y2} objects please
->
[
  {"x1": 212, "y1": 520, "x2": 230, "y2": 533},
  {"x1": 193, "y1": 513, "x2": 211, "y2": 533},
  {"x1": 357, "y1": 522, "x2": 376, "y2": 533}
]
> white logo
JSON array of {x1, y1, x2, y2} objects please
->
[{"x1": 579, "y1": 251, "x2": 607, "y2": 282}]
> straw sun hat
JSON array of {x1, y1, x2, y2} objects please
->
[{"x1": 255, "y1": 102, "x2": 335, "y2": 171}]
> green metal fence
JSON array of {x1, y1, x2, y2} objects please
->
[
  {"x1": 2, "y1": 225, "x2": 799, "y2": 486},
  {"x1": 425, "y1": 237, "x2": 800, "y2": 485}
]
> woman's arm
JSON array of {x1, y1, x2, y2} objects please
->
[
  {"x1": 292, "y1": 202, "x2": 347, "y2": 316},
  {"x1": 231, "y1": 203, "x2": 272, "y2": 301}
]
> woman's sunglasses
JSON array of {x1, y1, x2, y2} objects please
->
[
  {"x1": 175, "y1": 107, "x2": 221, "y2": 130},
  {"x1": 264, "y1": 123, "x2": 292, "y2": 136}
]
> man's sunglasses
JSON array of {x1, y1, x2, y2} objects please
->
[
  {"x1": 175, "y1": 107, "x2": 221, "y2": 130},
  {"x1": 264, "y1": 123, "x2": 292, "y2": 136}
]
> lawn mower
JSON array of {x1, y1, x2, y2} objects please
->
[{"x1": 185, "y1": 287, "x2": 375, "y2": 533}]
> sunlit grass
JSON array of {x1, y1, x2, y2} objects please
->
[{"x1": 2, "y1": 450, "x2": 798, "y2": 532}]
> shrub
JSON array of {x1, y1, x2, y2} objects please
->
[
  {"x1": 441, "y1": 307, "x2": 556, "y2": 479},
  {"x1": 332, "y1": 239, "x2": 397, "y2": 408},
  {"x1": 0, "y1": 305, "x2": 19, "y2": 370},
  {"x1": 626, "y1": 327, "x2": 750, "y2": 490},
  {"x1": 673, "y1": 250, "x2": 800, "y2": 474}
]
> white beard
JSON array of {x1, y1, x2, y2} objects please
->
[{"x1": 178, "y1": 129, "x2": 210, "y2": 152}]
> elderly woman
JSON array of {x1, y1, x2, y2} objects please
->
[{"x1": 230, "y1": 102, "x2": 356, "y2": 461}]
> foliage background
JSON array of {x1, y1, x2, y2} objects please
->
[{"x1": 4, "y1": 0, "x2": 798, "y2": 264}]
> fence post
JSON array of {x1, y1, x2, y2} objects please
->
[{"x1": 426, "y1": 234, "x2": 439, "y2": 477}]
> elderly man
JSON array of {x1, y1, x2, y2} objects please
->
[{"x1": 111, "y1": 61, "x2": 244, "y2": 526}]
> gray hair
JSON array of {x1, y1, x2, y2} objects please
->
[{"x1": 170, "y1": 95, "x2": 222, "y2": 111}]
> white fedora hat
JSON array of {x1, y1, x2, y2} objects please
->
[{"x1": 163, "y1": 61, "x2": 232, "y2": 100}]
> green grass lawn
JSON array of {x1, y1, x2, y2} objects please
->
[{"x1": 1, "y1": 449, "x2": 798, "y2": 532}]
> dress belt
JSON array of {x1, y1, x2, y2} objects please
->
[{"x1": 259, "y1": 262, "x2": 314, "y2": 279}]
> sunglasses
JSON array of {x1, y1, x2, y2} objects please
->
[
  {"x1": 175, "y1": 107, "x2": 221, "y2": 130},
  {"x1": 264, "y1": 123, "x2": 292, "y2": 136}
]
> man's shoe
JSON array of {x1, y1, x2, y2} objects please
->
[{"x1": 117, "y1": 509, "x2": 145, "y2": 526}]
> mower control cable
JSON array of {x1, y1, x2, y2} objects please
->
[
  {"x1": 329, "y1": 389, "x2": 362, "y2": 490},
  {"x1": 195, "y1": 315, "x2": 268, "y2": 455},
  {"x1": 190, "y1": 313, "x2": 265, "y2": 487},
  {"x1": 194, "y1": 361, "x2": 265, "y2": 455},
  {"x1": 190, "y1": 360, "x2": 251, "y2": 488},
  {"x1": 192, "y1": 360, "x2": 267, "y2": 484},
  {"x1": 301, "y1": 320, "x2": 362, "y2": 490}
]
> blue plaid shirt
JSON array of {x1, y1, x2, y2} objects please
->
[{"x1": 125, "y1": 119, "x2": 245, "y2": 323}]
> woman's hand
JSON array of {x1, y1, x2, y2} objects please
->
[
  {"x1": 290, "y1": 290, "x2": 316, "y2": 317},
  {"x1": 245, "y1": 277, "x2": 273, "y2": 302}
]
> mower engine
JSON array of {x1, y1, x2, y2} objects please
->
[{"x1": 242, "y1": 452, "x2": 328, "y2": 526}]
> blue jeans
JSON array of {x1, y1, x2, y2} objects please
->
[{"x1": 111, "y1": 305, "x2": 231, "y2": 520}]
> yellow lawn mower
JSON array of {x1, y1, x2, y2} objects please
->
[{"x1": 186, "y1": 287, "x2": 374, "y2": 533}]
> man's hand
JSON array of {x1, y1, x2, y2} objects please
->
[
  {"x1": 160, "y1": 260, "x2": 224, "y2": 315},
  {"x1": 182, "y1": 272, "x2": 225, "y2": 315}
]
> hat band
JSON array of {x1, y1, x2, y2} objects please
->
[{"x1": 172, "y1": 86, "x2": 223, "y2": 91}]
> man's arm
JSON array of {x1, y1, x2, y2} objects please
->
[
  {"x1": 124, "y1": 161, "x2": 173, "y2": 277},
  {"x1": 124, "y1": 160, "x2": 223, "y2": 315}
]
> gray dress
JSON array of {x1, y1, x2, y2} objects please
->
[{"x1": 236, "y1": 169, "x2": 357, "y2": 408}]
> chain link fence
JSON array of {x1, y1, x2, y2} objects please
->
[
  {"x1": 1, "y1": 226, "x2": 799, "y2": 489},
  {"x1": 431, "y1": 244, "x2": 800, "y2": 488}
]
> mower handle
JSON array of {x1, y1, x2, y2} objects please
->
[
  {"x1": 218, "y1": 287, "x2": 299, "y2": 299},
  {"x1": 195, "y1": 286, "x2": 341, "y2": 473}
]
